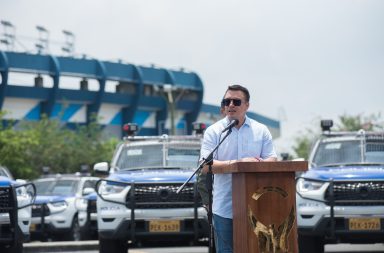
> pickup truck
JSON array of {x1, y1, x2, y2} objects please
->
[
  {"x1": 296, "y1": 120, "x2": 384, "y2": 253},
  {"x1": 94, "y1": 123, "x2": 209, "y2": 253},
  {"x1": 31, "y1": 173, "x2": 98, "y2": 241},
  {"x1": 0, "y1": 166, "x2": 35, "y2": 253}
]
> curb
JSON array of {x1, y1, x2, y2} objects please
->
[{"x1": 23, "y1": 240, "x2": 99, "y2": 252}]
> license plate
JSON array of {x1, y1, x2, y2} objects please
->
[
  {"x1": 30, "y1": 223, "x2": 36, "y2": 232},
  {"x1": 349, "y1": 218, "x2": 381, "y2": 231},
  {"x1": 149, "y1": 220, "x2": 180, "y2": 232}
]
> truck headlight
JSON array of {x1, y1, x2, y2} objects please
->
[
  {"x1": 297, "y1": 178, "x2": 324, "y2": 192},
  {"x1": 48, "y1": 201, "x2": 68, "y2": 214},
  {"x1": 97, "y1": 180, "x2": 130, "y2": 204},
  {"x1": 296, "y1": 178, "x2": 328, "y2": 202},
  {"x1": 16, "y1": 183, "x2": 35, "y2": 209}
]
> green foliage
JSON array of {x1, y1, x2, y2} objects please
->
[
  {"x1": 337, "y1": 113, "x2": 382, "y2": 131},
  {"x1": 292, "y1": 128, "x2": 317, "y2": 160},
  {"x1": 0, "y1": 124, "x2": 38, "y2": 179},
  {"x1": 337, "y1": 114, "x2": 364, "y2": 131},
  {"x1": 0, "y1": 113, "x2": 118, "y2": 179}
]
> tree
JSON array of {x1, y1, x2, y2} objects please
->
[
  {"x1": 0, "y1": 113, "x2": 118, "y2": 179},
  {"x1": 337, "y1": 113, "x2": 382, "y2": 131},
  {"x1": 0, "y1": 120, "x2": 38, "y2": 179},
  {"x1": 292, "y1": 134, "x2": 314, "y2": 160}
]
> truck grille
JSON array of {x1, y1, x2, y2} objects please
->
[
  {"x1": 126, "y1": 183, "x2": 200, "y2": 209},
  {"x1": 0, "y1": 187, "x2": 13, "y2": 213},
  {"x1": 31, "y1": 204, "x2": 50, "y2": 217},
  {"x1": 325, "y1": 181, "x2": 384, "y2": 206}
]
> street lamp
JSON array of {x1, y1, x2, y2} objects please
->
[
  {"x1": 0, "y1": 20, "x2": 15, "y2": 50},
  {"x1": 162, "y1": 84, "x2": 176, "y2": 135},
  {"x1": 35, "y1": 25, "x2": 49, "y2": 54},
  {"x1": 154, "y1": 84, "x2": 187, "y2": 135},
  {"x1": 62, "y1": 30, "x2": 75, "y2": 56}
]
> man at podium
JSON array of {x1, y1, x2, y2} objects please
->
[{"x1": 201, "y1": 84, "x2": 277, "y2": 253}]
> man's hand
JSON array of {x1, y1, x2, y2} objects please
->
[{"x1": 239, "y1": 157, "x2": 263, "y2": 162}]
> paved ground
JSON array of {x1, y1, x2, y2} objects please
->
[{"x1": 24, "y1": 241, "x2": 384, "y2": 253}]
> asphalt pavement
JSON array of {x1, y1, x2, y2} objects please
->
[{"x1": 24, "y1": 241, "x2": 384, "y2": 253}]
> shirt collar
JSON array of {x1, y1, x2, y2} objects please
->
[{"x1": 224, "y1": 115, "x2": 250, "y2": 128}]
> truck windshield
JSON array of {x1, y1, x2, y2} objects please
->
[
  {"x1": 0, "y1": 167, "x2": 12, "y2": 179},
  {"x1": 167, "y1": 148, "x2": 200, "y2": 168},
  {"x1": 366, "y1": 138, "x2": 384, "y2": 163},
  {"x1": 34, "y1": 179, "x2": 79, "y2": 195},
  {"x1": 313, "y1": 138, "x2": 384, "y2": 167},
  {"x1": 117, "y1": 143, "x2": 200, "y2": 170}
]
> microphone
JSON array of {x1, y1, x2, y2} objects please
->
[{"x1": 222, "y1": 119, "x2": 239, "y2": 133}]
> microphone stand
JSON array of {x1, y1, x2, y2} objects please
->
[{"x1": 177, "y1": 127, "x2": 233, "y2": 253}]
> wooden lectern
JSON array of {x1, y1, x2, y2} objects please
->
[{"x1": 214, "y1": 161, "x2": 308, "y2": 253}]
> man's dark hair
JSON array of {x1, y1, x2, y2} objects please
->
[
  {"x1": 220, "y1": 95, "x2": 225, "y2": 108},
  {"x1": 226, "y1": 84, "x2": 250, "y2": 102}
]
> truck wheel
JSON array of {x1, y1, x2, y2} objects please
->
[
  {"x1": 99, "y1": 237, "x2": 128, "y2": 253},
  {"x1": 63, "y1": 215, "x2": 82, "y2": 241},
  {"x1": 79, "y1": 222, "x2": 92, "y2": 240},
  {"x1": 298, "y1": 234, "x2": 324, "y2": 253},
  {"x1": 72, "y1": 216, "x2": 82, "y2": 241},
  {"x1": 0, "y1": 242, "x2": 23, "y2": 253}
]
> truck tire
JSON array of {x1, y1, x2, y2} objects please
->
[
  {"x1": 71, "y1": 215, "x2": 82, "y2": 241},
  {"x1": 79, "y1": 221, "x2": 92, "y2": 240},
  {"x1": 0, "y1": 242, "x2": 23, "y2": 253},
  {"x1": 298, "y1": 234, "x2": 324, "y2": 253},
  {"x1": 99, "y1": 237, "x2": 128, "y2": 253},
  {"x1": 63, "y1": 215, "x2": 82, "y2": 241}
]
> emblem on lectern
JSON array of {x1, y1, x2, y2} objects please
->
[{"x1": 248, "y1": 186, "x2": 295, "y2": 253}]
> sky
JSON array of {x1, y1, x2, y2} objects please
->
[{"x1": 1, "y1": 0, "x2": 383, "y2": 154}]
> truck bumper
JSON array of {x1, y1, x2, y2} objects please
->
[
  {"x1": 298, "y1": 217, "x2": 384, "y2": 243},
  {"x1": 99, "y1": 218, "x2": 209, "y2": 241}
]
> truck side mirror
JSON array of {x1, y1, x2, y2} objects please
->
[{"x1": 93, "y1": 162, "x2": 109, "y2": 176}]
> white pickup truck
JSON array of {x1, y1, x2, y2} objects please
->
[
  {"x1": 296, "y1": 120, "x2": 384, "y2": 253},
  {"x1": 94, "y1": 123, "x2": 209, "y2": 253}
]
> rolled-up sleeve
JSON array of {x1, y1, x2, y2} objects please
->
[
  {"x1": 200, "y1": 127, "x2": 218, "y2": 161},
  {"x1": 260, "y1": 125, "x2": 277, "y2": 159}
]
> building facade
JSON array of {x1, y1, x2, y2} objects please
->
[{"x1": 0, "y1": 51, "x2": 280, "y2": 138}]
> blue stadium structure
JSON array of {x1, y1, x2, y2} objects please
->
[{"x1": 0, "y1": 51, "x2": 280, "y2": 138}]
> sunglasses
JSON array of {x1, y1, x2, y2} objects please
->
[{"x1": 221, "y1": 98, "x2": 242, "y2": 106}]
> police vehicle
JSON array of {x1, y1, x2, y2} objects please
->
[
  {"x1": 94, "y1": 123, "x2": 209, "y2": 253},
  {"x1": 0, "y1": 166, "x2": 35, "y2": 253},
  {"x1": 30, "y1": 172, "x2": 98, "y2": 241},
  {"x1": 296, "y1": 120, "x2": 384, "y2": 253}
]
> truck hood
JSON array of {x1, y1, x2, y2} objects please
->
[
  {"x1": 109, "y1": 168, "x2": 196, "y2": 183},
  {"x1": 303, "y1": 165, "x2": 384, "y2": 181},
  {"x1": 34, "y1": 195, "x2": 71, "y2": 204},
  {"x1": 0, "y1": 176, "x2": 13, "y2": 186}
]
